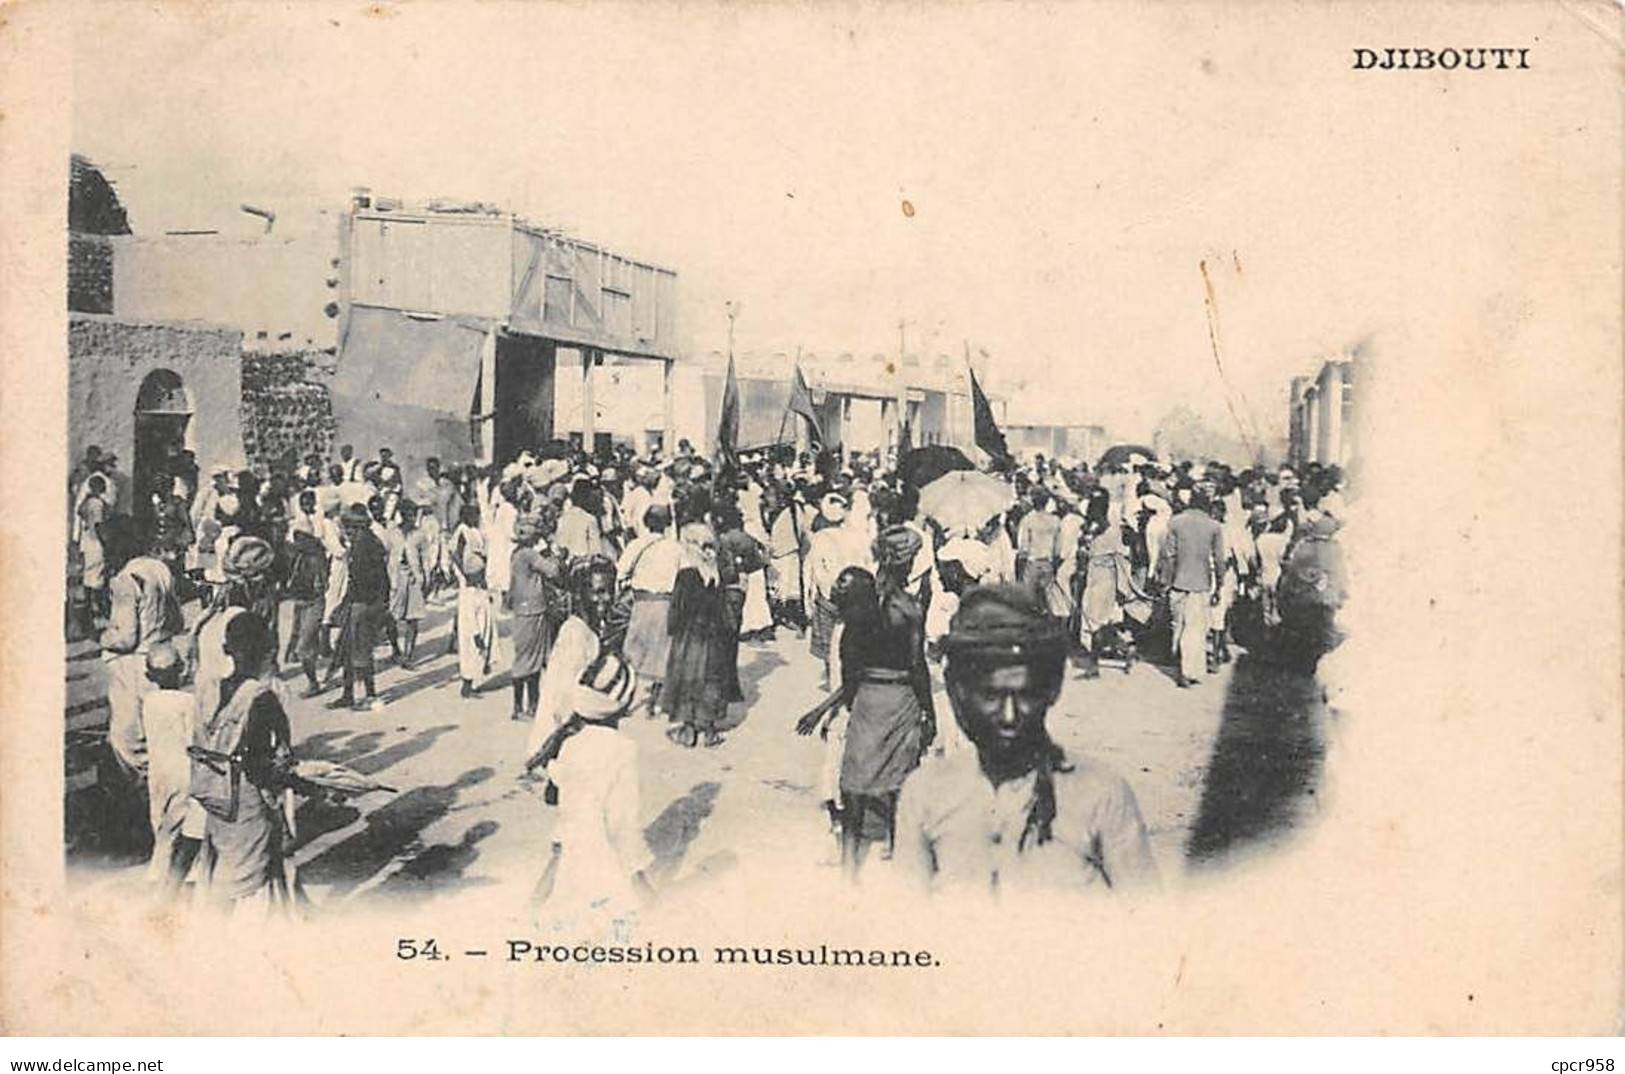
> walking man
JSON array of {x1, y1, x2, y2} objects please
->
[
  {"x1": 1156, "y1": 487, "x2": 1226, "y2": 687},
  {"x1": 284, "y1": 490, "x2": 329, "y2": 697},
  {"x1": 330, "y1": 502, "x2": 389, "y2": 711}
]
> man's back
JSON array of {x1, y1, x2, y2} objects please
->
[
  {"x1": 104, "y1": 556, "x2": 180, "y2": 653},
  {"x1": 623, "y1": 485, "x2": 653, "y2": 534},
  {"x1": 347, "y1": 528, "x2": 389, "y2": 604},
  {"x1": 283, "y1": 531, "x2": 328, "y2": 602},
  {"x1": 1161, "y1": 508, "x2": 1223, "y2": 592}
]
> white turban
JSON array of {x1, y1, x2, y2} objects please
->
[{"x1": 569, "y1": 650, "x2": 637, "y2": 721}]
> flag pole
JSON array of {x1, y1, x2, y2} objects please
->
[
  {"x1": 775, "y1": 346, "x2": 801, "y2": 448},
  {"x1": 717, "y1": 301, "x2": 742, "y2": 468},
  {"x1": 963, "y1": 339, "x2": 973, "y2": 457}
]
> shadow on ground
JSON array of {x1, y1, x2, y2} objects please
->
[
  {"x1": 643, "y1": 781, "x2": 722, "y2": 884},
  {"x1": 719, "y1": 646, "x2": 786, "y2": 732},
  {"x1": 296, "y1": 723, "x2": 460, "y2": 777},
  {"x1": 297, "y1": 765, "x2": 495, "y2": 898},
  {"x1": 1184, "y1": 651, "x2": 1326, "y2": 869},
  {"x1": 373, "y1": 818, "x2": 502, "y2": 902}
]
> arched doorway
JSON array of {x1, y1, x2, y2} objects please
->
[{"x1": 133, "y1": 369, "x2": 193, "y2": 517}]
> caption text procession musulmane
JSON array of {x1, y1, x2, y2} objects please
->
[{"x1": 504, "y1": 941, "x2": 938, "y2": 968}]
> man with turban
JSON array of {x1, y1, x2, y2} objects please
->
[
  {"x1": 893, "y1": 584, "x2": 1158, "y2": 896},
  {"x1": 522, "y1": 649, "x2": 652, "y2": 935}
]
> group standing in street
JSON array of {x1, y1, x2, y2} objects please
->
[{"x1": 65, "y1": 430, "x2": 1349, "y2": 920}]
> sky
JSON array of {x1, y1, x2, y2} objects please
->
[{"x1": 71, "y1": 2, "x2": 1395, "y2": 443}]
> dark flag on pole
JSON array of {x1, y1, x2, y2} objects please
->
[
  {"x1": 969, "y1": 365, "x2": 1010, "y2": 466},
  {"x1": 717, "y1": 354, "x2": 741, "y2": 467},
  {"x1": 469, "y1": 361, "x2": 486, "y2": 454},
  {"x1": 786, "y1": 364, "x2": 825, "y2": 448}
]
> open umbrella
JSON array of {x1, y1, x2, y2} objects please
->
[
  {"x1": 1097, "y1": 443, "x2": 1157, "y2": 470},
  {"x1": 898, "y1": 445, "x2": 975, "y2": 490},
  {"x1": 918, "y1": 470, "x2": 1014, "y2": 534}
]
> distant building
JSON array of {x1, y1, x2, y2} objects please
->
[
  {"x1": 69, "y1": 315, "x2": 248, "y2": 512},
  {"x1": 1288, "y1": 355, "x2": 1360, "y2": 468},
  {"x1": 678, "y1": 350, "x2": 1006, "y2": 462},
  {"x1": 1004, "y1": 416, "x2": 1109, "y2": 464},
  {"x1": 339, "y1": 196, "x2": 678, "y2": 467}
]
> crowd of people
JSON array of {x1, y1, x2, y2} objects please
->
[{"x1": 65, "y1": 432, "x2": 1349, "y2": 924}]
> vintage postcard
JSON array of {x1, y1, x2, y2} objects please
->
[{"x1": 0, "y1": 0, "x2": 1618, "y2": 1036}]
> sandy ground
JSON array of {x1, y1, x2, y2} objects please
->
[{"x1": 65, "y1": 598, "x2": 1329, "y2": 917}]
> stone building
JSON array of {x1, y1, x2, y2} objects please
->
[
  {"x1": 1288, "y1": 355, "x2": 1360, "y2": 468},
  {"x1": 72, "y1": 179, "x2": 682, "y2": 483},
  {"x1": 68, "y1": 316, "x2": 247, "y2": 510},
  {"x1": 67, "y1": 157, "x2": 270, "y2": 510},
  {"x1": 1004, "y1": 389, "x2": 1109, "y2": 463}
]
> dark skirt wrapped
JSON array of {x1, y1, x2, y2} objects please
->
[
  {"x1": 342, "y1": 601, "x2": 381, "y2": 672},
  {"x1": 291, "y1": 600, "x2": 323, "y2": 662},
  {"x1": 510, "y1": 611, "x2": 554, "y2": 678},
  {"x1": 664, "y1": 626, "x2": 732, "y2": 731},
  {"x1": 722, "y1": 587, "x2": 745, "y2": 702},
  {"x1": 839, "y1": 678, "x2": 924, "y2": 796},
  {"x1": 809, "y1": 596, "x2": 837, "y2": 661}
]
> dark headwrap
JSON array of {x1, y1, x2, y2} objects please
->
[
  {"x1": 874, "y1": 524, "x2": 923, "y2": 574},
  {"x1": 939, "y1": 584, "x2": 1068, "y2": 668},
  {"x1": 941, "y1": 583, "x2": 1072, "y2": 849},
  {"x1": 830, "y1": 565, "x2": 879, "y2": 626}
]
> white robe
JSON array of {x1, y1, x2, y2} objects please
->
[
  {"x1": 538, "y1": 724, "x2": 651, "y2": 933},
  {"x1": 142, "y1": 688, "x2": 195, "y2": 884},
  {"x1": 527, "y1": 617, "x2": 602, "y2": 754},
  {"x1": 486, "y1": 496, "x2": 518, "y2": 597}
]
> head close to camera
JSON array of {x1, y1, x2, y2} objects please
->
[{"x1": 940, "y1": 584, "x2": 1068, "y2": 769}]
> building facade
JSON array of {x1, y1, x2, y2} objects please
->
[
  {"x1": 1005, "y1": 423, "x2": 1108, "y2": 464},
  {"x1": 1288, "y1": 356, "x2": 1360, "y2": 469},
  {"x1": 68, "y1": 316, "x2": 248, "y2": 512},
  {"x1": 682, "y1": 350, "x2": 1006, "y2": 463},
  {"x1": 87, "y1": 188, "x2": 682, "y2": 480}
]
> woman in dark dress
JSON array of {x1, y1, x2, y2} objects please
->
[
  {"x1": 835, "y1": 526, "x2": 936, "y2": 876},
  {"x1": 663, "y1": 522, "x2": 734, "y2": 749}
]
